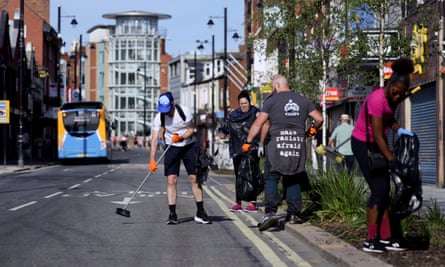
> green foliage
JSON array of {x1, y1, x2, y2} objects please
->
[
  {"x1": 307, "y1": 167, "x2": 368, "y2": 227},
  {"x1": 424, "y1": 199, "x2": 445, "y2": 244},
  {"x1": 256, "y1": 0, "x2": 441, "y2": 100}
]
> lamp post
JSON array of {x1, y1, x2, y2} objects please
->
[
  {"x1": 57, "y1": 5, "x2": 77, "y2": 106},
  {"x1": 143, "y1": 63, "x2": 146, "y2": 147},
  {"x1": 70, "y1": 45, "x2": 77, "y2": 100},
  {"x1": 207, "y1": 8, "x2": 228, "y2": 121},
  {"x1": 207, "y1": 7, "x2": 239, "y2": 122},
  {"x1": 70, "y1": 35, "x2": 83, "y2": 102},
  {"x1": 211, "y1": 34, "x2": 215, "y2": 156},
  {"x1": 194, "y1": 40, "x2": 207, "y2": 125},
  {"x1": 17, "y1": 0, "x2": 24, "y2": 167},
  {"x1": 137, "y1": 63, "x2": 147, "y2": 147},
  {"x1": 78, "y1": 34, "x2": 83, "y2": 101}
]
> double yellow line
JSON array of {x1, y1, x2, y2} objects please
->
[{"x1": 204, "y1": 185, "x2": 313, "y2": 267}]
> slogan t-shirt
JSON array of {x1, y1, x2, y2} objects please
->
[
  {"x1": 262, "y1": 91, "x2": 316, "y2": 175},
  {"x1": 352, "y1": 88, "x2": 396, "y2": 142}
]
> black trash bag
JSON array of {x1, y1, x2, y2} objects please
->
[
  {"x1": 196, "y1": 148, "x2": 212, "y2": 185},
  {"x1": 391, "y1": 134, "x2": 423, "y2": 219},
  {"x1": 236, "y1": 152, "x2": 264, "y2": 202}
]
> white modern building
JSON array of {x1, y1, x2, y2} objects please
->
[{"x1": 101, "y1": 10, "x2": 171, "y2": 137}]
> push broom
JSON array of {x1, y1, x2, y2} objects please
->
[{"x1": 116, "y1": 144, "x2": 172, "y2": 217}]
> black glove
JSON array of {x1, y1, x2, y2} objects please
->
[{"x1": 388, "y1": 159, "x2": 401, "y2": 174}]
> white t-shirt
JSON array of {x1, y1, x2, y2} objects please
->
[{"x1": 152, "y1": 104, "x2": 195, "y2": 147}]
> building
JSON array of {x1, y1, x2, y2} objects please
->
[
  {"x1": 85, "y1": 25, "x2": 112, "y2": 104},
  {"x1": 88, "y1": 10, "x2": 172, "y2": 138},
  {"x1": 0, "y1": 0, "x2": 59, "y2": 162}
]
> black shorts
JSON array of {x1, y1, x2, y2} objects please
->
[{"x1": 163, "y1": 142, "x2": 197, "y2": 176}]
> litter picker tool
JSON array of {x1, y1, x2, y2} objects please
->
[
  {"x1": 315, "y1": 137, "x2": 351, "y2": 163},
  {"x1": 116, "y1": 144, "x2": 172, "y2": 217}
]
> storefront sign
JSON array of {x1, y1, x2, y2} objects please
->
[
  {"x1": 348, "y1": 86, "x2": 372, "y2": 102},
  {"x1": 0, "y1": 100, "x2": 10, "y2": 124},
  {"x1": 325, "y1": 87, "x2": 345, "y2": 101}
]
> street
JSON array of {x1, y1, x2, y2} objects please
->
[{"x1": 0, "y1": 148, "x2": 336, "y2": 267}]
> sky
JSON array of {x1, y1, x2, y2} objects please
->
[{"x1": 50, "y1": 0, "x2": 245, "y2": 57}]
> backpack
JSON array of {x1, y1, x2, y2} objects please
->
[
  {"x1": 391, "y1": 134, "x2": 423, "y2": 219},
  {"x1": 161, "y1": 104, "x2": 186, "y2": 127}
]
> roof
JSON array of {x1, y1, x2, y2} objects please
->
[
  {"x1": 102, "y1": 10, "x2": 171, "y2": 20},
  {"x1": 87, "y1": 24, "x2": 114, "y2": 34}
]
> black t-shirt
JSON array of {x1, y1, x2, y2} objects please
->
[{"x1": 262, "y1": 91, "x2": 315, "y2": 175}]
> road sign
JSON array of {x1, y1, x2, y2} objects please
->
[{"x1": 0, "y1": 100, "x2": 10, "y2": 124}]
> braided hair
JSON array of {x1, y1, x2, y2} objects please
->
[{"x1": 389, "y1": 57, "x2": 415, "y2": 86}]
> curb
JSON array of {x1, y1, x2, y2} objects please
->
[
  {"x1": 285, "y1": 223, "x2": 393, "y2": 267},
  {"x1": 214, "y1": 171, "x2": 392, "y2": 267}
]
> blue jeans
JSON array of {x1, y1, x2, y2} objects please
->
[
  {"x1": 343, "y1": 155, "x2": 355, "y2": 174},
  {"x1": 263, "y1": 158, "x2": 302, "y2": 215}
]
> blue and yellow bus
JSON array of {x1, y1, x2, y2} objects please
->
[{"x1": 57, "y1": 101, "x2": 113, "y2": 160}]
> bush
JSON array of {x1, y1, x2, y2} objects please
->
[{"x1": 306, "y1": 167, "x2": 368, "y2": 227}]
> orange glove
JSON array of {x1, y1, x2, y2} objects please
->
[
  {"x1": 172, "y1": 133, "x2": 184, "y2": 143},
  {"x1": 149, "y1": 159, "x2": 158, "y2": 172},
  {"x1": 305, "y1": 127, "x2": 317, "y2": 137},
  {"x1": 242, "y1": 143, "x2": 251, "y2": 153}
]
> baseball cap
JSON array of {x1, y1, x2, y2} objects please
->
[{"x1": 157, "y1": 92, "x2": 174, "y2": 113}]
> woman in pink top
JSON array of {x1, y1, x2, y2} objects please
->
[{"x1": 351, "y1": 57, "x2": 414, "y2": 253}]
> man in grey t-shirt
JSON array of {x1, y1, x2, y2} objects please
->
[
  {"x1": 329, "y1": 114, "x2": 355, "y2": 174},
  {"x1": 243, "y1": 74, "x2": 323, "y2": 231}
]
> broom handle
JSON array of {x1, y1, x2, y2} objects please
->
[{"x1": 123, "y1": 144, "x2": 172, "y2": 209}]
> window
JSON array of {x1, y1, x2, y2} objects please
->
[
  {"x1": 128, "y1": 40, "x2": 135, "y2": 60},
  {"x1": 128, "y1": 72, "x2": 135, "y2": 85},
  {"x1": 120, "y1": 72, "x2": 126, "y2": 84},
  {"x1": 120, "y1": 97, "x2": 126, "y2": 109},
  {"x1": 128, "y1": 97, "x2": 135, "y2": 109}
]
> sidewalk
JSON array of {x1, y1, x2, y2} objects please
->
[
  {"x1": 211, "y1": 169, "x2": 445, "y2": 267},
  {"x1": 0, "y1": 161, "x2": 55, "y2": 174}
]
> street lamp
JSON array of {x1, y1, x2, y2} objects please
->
[
  {"x1": 208, "y1": 8, "x2": 227, "y2": 122},
  {"x1": 78, "y1": 34, "x2": 83, "y2": 101},
  {"x1": 57, "y1": 5, "x2": 77, "y2": 105},
  {"x1": 137, "y1": 63, "x2": 148, "y2": 147},
  {"x1": 207, "y1": 7, "x2": 240, "y2": 122},
  {"x1": 70, "y1": 34, "x2": 83, "y2": 102},
  {"x1": 211, "y1": 34, "x2": 216, "y2": 156},
  {"x1": 194, "y1": 40, "x2": 207, "y2": 125},
  {"x1": 17, "y1": 0, "x2": 25, "y2": 167}
]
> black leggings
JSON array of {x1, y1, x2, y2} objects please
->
[{"x1": 351, "y1": 137, "x2": 390, "y2": 210}]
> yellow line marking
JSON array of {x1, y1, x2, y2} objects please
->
[{"x1": 205, "y1": 185, "x2": 313, "y2": 267}]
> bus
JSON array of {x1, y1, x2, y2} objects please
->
[{"x1": 57, "y1": 101, "x2": 113, "y2": 161}]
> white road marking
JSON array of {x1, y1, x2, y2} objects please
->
[
  {"x1": 94, "y1": 174, "x2": 102, "y2": 178},
  {"x1": 111, "y1": 197, "x2": 141, "y2": 205},
  {"x1": 83, "y1": 178, "x2": 93, "y2": 183},
  {"x1": 68, "y1": 184, "x2": 80, "y2": 190},
  {"x1": 206, "y1": 186, "x2": 313, "y2": 267},
  {"x1": 44, "y1": 192, "x2": 63, "y2": 199},
  {"x1": 9, "y1": 201, "x2": 38, "y2": 211}
]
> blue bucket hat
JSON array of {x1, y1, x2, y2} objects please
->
[{"x1": 158, "y1": 92, "x2": 174, "y2": 113}]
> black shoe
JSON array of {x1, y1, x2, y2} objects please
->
[
  {"x1": 166, "y1": 213, "x2": 178, "y2": 225},
  {"x1": 379, "y1": 238, "x2": 408, "y2": 251},
  {"x1": 194, "y1": 211, "x2": 212, "y2": 224},
  {"x1": 363, "y1": 238, "x2": 386, "y2": 253},
  {"x1": 286, "y1": 214, "x2": 304, "y2": 224},
  {"x1": 258, "y1": 213, "x2": 278, "y2": 231}
]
